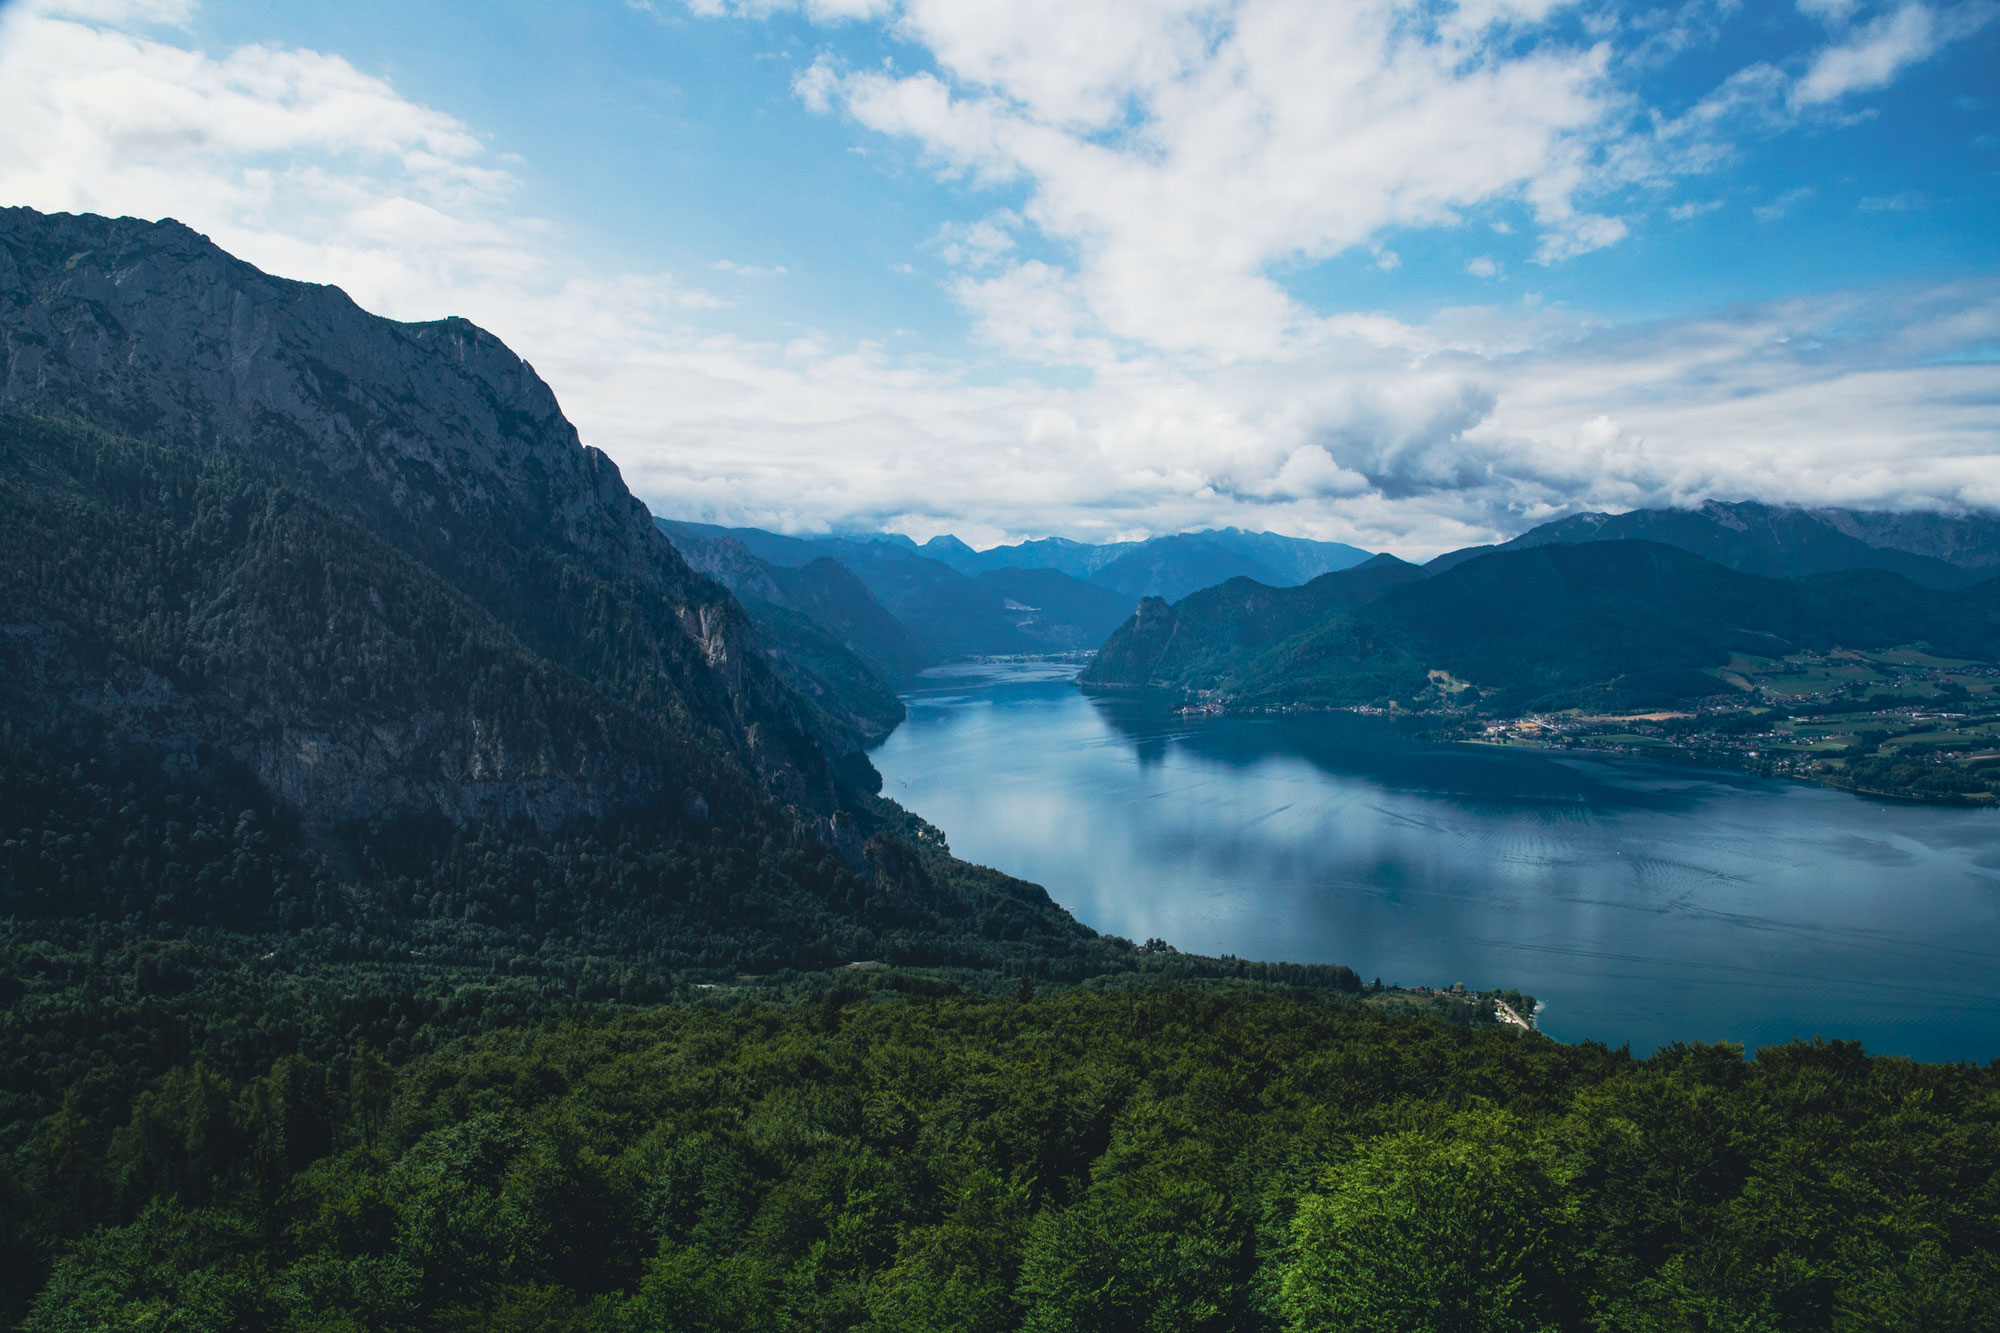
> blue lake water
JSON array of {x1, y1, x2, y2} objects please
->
[{"x1": 870, "y1": 661, "x2": 2000, "y2": 1061}]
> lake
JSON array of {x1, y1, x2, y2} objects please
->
[{"x1": 870, "y1": 661, "x2": 2000, "y2": 1061}]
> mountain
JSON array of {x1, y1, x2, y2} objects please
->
[
  {"x1": 916, "y1": 526, "x2": 1375, "y2": 601},
  {"x1": 1081, "y1": 554, "x2": 1428, "y2": 691},
  {"x1": 1217, "y1": 542, "x2": 2000, "y2": 714},
  {"x1": 661, "y1": 520, "x2": 1132, "y2": 657},
  {"x1": 844, "y1": 554, "x2": 1130, "y2": 656},
  {"x1": 658, "y1": 520, "x2": 1375, "y2": 659},
  {"x1": 969, "y1": 566, "x2": 1134, "y2": 647},
  {"x1": 1817, "y1": 507, "x2": 2000, "y2": 571},
  {"x1": 0, "y1": 207, "x2": 1106, "y2": 971},
  {"x1": 657, "y1": 521, "x2": 925, "y2": 731},
  {"x1": 1429, "y1": 500, "x2": 1990, "y2": 588},
  {"x1": 768, "y1": 558, "x2": 933, "y2": 681}
]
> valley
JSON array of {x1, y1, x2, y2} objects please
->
[
  {"x1": 3, "y1": 205, "x2": 1997, "y2": 1332},
  {"x1": 8, "y1": 0, "x2": 2000, "y2": 1315}
]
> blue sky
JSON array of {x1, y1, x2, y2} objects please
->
[{"x1": 1, "y1": 0, "x2": 1995, "y2": 554}]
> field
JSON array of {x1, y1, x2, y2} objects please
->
[{"x1": 1472, "y1": 646, "x2": 2000, "y2": 804}]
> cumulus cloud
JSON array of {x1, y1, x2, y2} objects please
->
[
  {"x1": 801, "y1": 1, "x2": 1624, "y2": 361},
  {"x1": 2, "y1": 0, "x2": 1993, "y2": 559}
]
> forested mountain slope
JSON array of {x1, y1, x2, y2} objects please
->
[
  {"x1": 1080, "y1": 555, "x2": 1427, "y2": 690},
  {"x1": 1240, "y1": 542, "x2": 2000, "y2": 713},
  {"x1": 0, "y1": 207, "x2": 874, "y2": 809},
  {"x1": 0, "y1": 209, "x2": 1145, "y2": 977},
  {"x1": 657, "y1": 525, "x2": 919, "y2": 739},
  {"x1": 1087, "y1": 541, "x2": 2000, "y2": 715}
]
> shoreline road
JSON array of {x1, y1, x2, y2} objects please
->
[{"x1": 1494, "y1": 1000, "x2": 1536, "y2": 1032}]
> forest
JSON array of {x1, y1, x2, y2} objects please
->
[{"x1": 5, "y1": 960, "x2": 1996, "y2": 1332}]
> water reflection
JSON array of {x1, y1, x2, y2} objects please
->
[{"x1": 873, "y1": 661, "x2": 2000, "y2": 1061}]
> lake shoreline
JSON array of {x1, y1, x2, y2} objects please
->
[{"x1": 877, "y1": 661, "x2": 2000, "y2": 1061}]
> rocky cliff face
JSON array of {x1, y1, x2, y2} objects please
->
[
  {"x1": 0, "y1": 208, "x2": 871, "y2": 844},
  {"x1": 0, "y1": 209, "x2": 653, "y2": 578}
]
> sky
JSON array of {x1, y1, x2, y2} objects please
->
[{"x1": 0, "y1": 0, "x2": 1996, "y2": 556}]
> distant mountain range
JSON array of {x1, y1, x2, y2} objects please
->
[
  {"x1": 912, "y1": 527, "x2": 1375, "y2": 597},
  {"x1": 656, "y1": 520, "x2": 1376, "y2": 672},
  {"x1": 668, "y1": 499, "x2": 2000, "y2": 708}
]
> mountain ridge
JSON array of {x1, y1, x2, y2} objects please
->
[
  {"x1": 0, "y1": 207, "x2": 1124, "y2": 977},
  {"x1": 1430, "y1": 499, "x2": 1997, "y2": 587}
]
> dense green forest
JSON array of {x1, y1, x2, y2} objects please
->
[{"x1": 5, "y1": 962, "x2": 1996, "y2": 1332}]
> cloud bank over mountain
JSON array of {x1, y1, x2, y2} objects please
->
[{"x1": 1, "y1": 0, "x2": 1994, "y2": 555}]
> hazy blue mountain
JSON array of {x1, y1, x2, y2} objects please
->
[
  {"x1": 769, "y1": 558, "x2": 934, "y2": 681},
  {"x1": 918, "y1": 526, "x2": 1375, "y2": 601},
  {"x1": 1429, "y1": 500, "x2": 1990, "y2": 588},
  {"x1": 838, "y1": 549, "x2": 1125, "y2": 657},
  {"x1": 972, "y1": 566, "x2": 1134, "y2": 647},
  {"x1": 923, "y1": 533, "x2": 1127, "y2": 579},
  {"x1": 660, "y1": 519, "x2": 1137, "y2": 657}
]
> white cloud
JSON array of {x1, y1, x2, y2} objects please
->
[
  {"x1": 713, "y1": 258, "x2": 789, "y2": 276},
  {"x1": 1753, "y1": 186, "x2": 1814, "y2": 220},
  {"x1": 1794, "y1": 3, "x2": 1940, "y2": 105},
  {"x1": 1467, "y1": 256, "x2": 1502, "y2": 278},
  {"x1": 688, "y1": 0, "x2": 891, "y2": 20},
  {"x1": 935, "y1": 213, "x2": 1017, "y2": 269},
  {"x1": 3, "y1": 0, "x2": 1994, "y2": 561},
  {"x1": 1791, "y1": 2, "x2": 1994, "y2": 108},
  {"x1": 1796, "y1": 0, "x2": 1861, "y2": 26},
  {"x1": 1668, "y1": 197, "x2": 1723, "y2": 220},
  {"x1": 798, "y1": 1, "x2": 1624, "y2": 361},
  {"x1": 1533, "y1": 211, "x2": 1629, "y2": 262}
]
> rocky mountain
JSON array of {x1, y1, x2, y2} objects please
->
[
  {"x1": 1428, "y1": 501, "x2": 1992, "y2": 588},
  {"x1": 0, "y1": 209, "x2": 889, "y2": 828},
  {"x1": 1816, "y1": 507, "x2": 2000, "y2": 572},
  {"x1": 0, "y1": 207, "x2": 1115, "y2": 973},
  {"x1": 658, "y1": 524, "x2": 922, "y2": 739}
]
